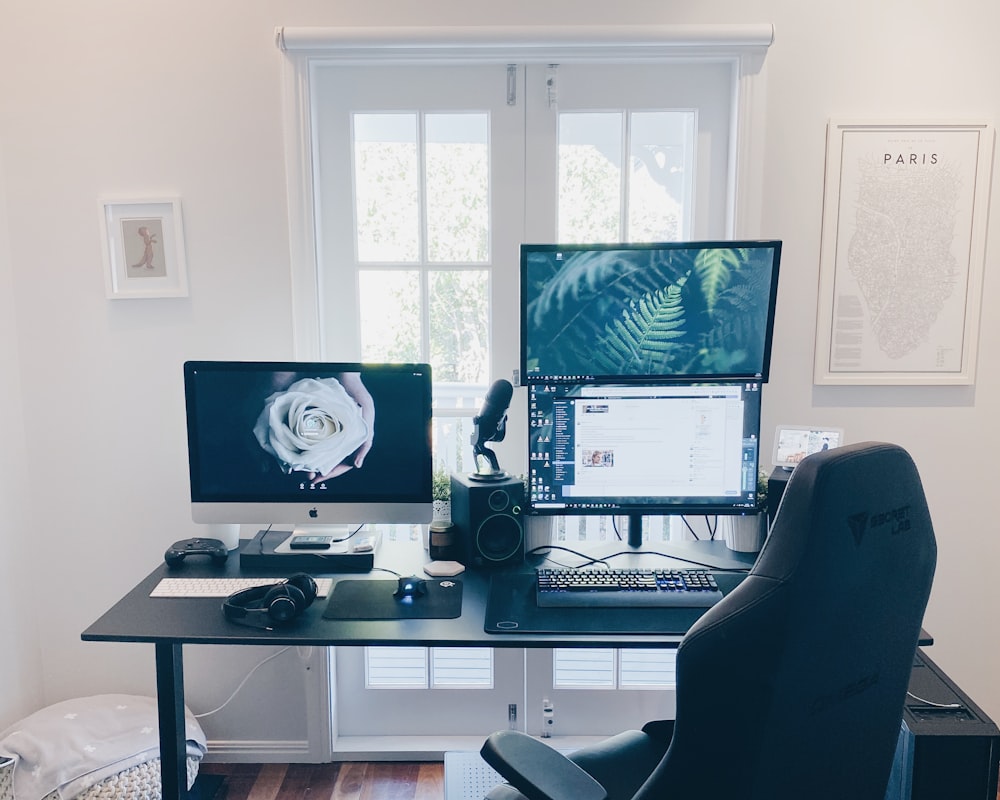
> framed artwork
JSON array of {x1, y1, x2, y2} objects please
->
[
  {"x1": 100, "y1": 197, "x2": 188, "y2": 299},
  {"x1": 814, "y1": 120, "x2": 994, "y2": 385}
]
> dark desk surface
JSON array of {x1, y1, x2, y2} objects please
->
[
  {"x1": 82, "y1": 537, "x2": 757, "y2": 649},
  {"x1": 79, "y1": 535, "x2": 929, "y2": 800}
]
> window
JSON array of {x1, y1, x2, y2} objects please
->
[
  {"x1": 553, "y1": 649, "x2": 677, "y2": 689},
  {"x1": 366, "y1": 647, "x2": 494, "y2": 689},
  {"x1": 279, "y1": 23, "x2": 772, "y2": 745},
  {"x1": 558, "y1": 110, "x2": 695, "y2": 243},
  {"x1": 310, "y1": 64, "x2": 524, "y2": 475}
]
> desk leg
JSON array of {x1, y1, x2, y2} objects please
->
[{"x1": 155, "y1": 642, "x2": 187, "y2": 800}]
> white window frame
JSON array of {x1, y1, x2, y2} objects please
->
[
  {"x1": 278, "y1": 24, "x2": 773, "y2": 360},
  {"x1": 276, "y1": 23, "x2": 773, "y2": 758},
  {"x1": 365, "y1": 646, "x2": 495, "y2": 689},
  {"x1": 553, "y1": 648, "x2": 678, "y2": 690}
]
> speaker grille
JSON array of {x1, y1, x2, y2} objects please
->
[
  {"x1": 476, "y1": 514, "x2": 522, "y2": 562},
  {"x1": 487, "y1": 488, "x2": 510, "y2": 511}
]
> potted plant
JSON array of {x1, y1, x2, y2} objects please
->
[
  {"x1": 721, "y1": 469, "x2": 769, "y2": 553},
  {"x1": 432, "y1": 465, "x2": 451, "y2": 522}
]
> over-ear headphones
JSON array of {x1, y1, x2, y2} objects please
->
[{"x1": 222, "y1": 573, "x2": 318, "y2": 629}]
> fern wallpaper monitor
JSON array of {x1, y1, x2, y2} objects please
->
[{"x1": 520, "y1": 240, "x2": 782, "y2": 382}]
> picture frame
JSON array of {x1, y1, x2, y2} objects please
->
[
  {"x1": 99, "y1": 197, "x2": 188, "y2": 299},
  {"x1": 814, "y1": 120, "x2": 994, "y2": 385}
]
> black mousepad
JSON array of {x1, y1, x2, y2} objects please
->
[
  {"x1": 323, "y1": 578, "x2": 463, "y2": 620},
  {"x1": 484, "y1": 572, "x2": 746, "y2": 634}
]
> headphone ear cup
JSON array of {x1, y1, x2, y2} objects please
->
[
  {"x1": 286, "y1": 573, "x2": 318, "y2": 605},
  {"x1": 263, "y1": 583, "x2": 306, "y2": 623}
]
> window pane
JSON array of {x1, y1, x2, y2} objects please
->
[
  {"x1": 620, "y1": 649, "x2": 677, "y2": 688},
  {"x1": 628, "y1": 111, "x2": 694, "y2": 242},
  {"x1": 359, "y1": 269, "x2": 421, "y2": 362},
  {"x1": 429, "y1": 269, "x2": 489, "y2": 384},
  {"x1": 366, "y1": 647, "x2": 427, "y2": 688},
  {"x1": 432, "y1": 414, "x2": 472, "y2": 474},
  {"x1": 558, "y1": 112, "x2": 622, "y2": 243},
  {"x1": 553, "y1": 648, "x2": 615, "y2": 688},
  {"x1": 426, "y1": 114, "x2": 490, "y2": 263},
  {"x1": 431, "y1": 647, "x2": 493, "y2": 688},
  {"x1": 354, "y1": 113, "x2": 419, "y2": 262}
]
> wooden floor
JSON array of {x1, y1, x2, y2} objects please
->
[
  {"x1": 199, "y1": 760, "x2": 1000, "y2": 800},
  {"x1": 198, "y1": 762, "x2": 445, "y2": 800}
]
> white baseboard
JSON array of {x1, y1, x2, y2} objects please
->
[
  {"x1": 202, "y1": 739, "x2": 312, "y2": 763},
  {"x1": 201, "y1": 734, "x2": 605, "y2": 763}
]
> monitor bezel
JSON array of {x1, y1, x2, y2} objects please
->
[
  {"x1": 184, "y1": 360, "x2": 433, "y2": 526},
  {"x1": 520, "y1": 239, "x2": 782, "y2": 384}
]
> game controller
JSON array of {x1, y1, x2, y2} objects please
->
[{"x1": 164, "y1": 537, "x2": 229, "y2": 567}]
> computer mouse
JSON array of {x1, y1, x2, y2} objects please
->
[{"x1": 394, "y1": 575, "x2": 427, "y2": 599}]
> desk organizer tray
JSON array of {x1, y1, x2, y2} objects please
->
[
  {"x1": 484, "y1": 571, "x2": 747, "y2": 635},
  {"x1": 239, "y1": 529, "x2": 377, "y2": 573}
]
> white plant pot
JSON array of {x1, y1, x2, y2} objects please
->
[
  {"x1": 720, "y1": 513, "x2": 767, "y2": 553},
  {"x1": 432, "y1": 500, "x2": 451, "y2": 523},
  {"x1": 425, "y1": 500, "x2": 452, "y2": 550}
]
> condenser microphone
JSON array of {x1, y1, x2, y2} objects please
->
[
  {"x1": 473, "y1": 379, "x2": 513, "y2": 446},
  {"x1": 471, "y1": 379, "x2": 513, "y2": 478}
]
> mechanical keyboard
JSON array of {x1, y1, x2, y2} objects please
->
[
  {"x1": 150, "y1": 576, "x2": 334, "y2": 598},
  {"x1": 535, "y1": 568, "x2": 724, "y2": 608}
]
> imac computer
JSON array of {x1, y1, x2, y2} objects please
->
[
  {"x1": 526, "y1": 380, "x2": 763, "y2": 547},
  {"x1": 183, "y1": 361, "x2": 433, "y2": 535},
  {"x1": 521, "y1": 240, "x2": 782, "y2": 383}
]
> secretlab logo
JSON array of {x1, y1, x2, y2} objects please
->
[
  {"x1": 809, "y1": 670, "x2": 880, "y2": 716},
  {"x1": 847, "y1": 505, "x2": 911, "y2": 546}
]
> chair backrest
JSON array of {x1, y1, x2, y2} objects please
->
[{"x1": 635, "y1": 442, "x2": 936, "y2": 800}]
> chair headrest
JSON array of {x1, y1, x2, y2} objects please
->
[{"x1": 753, "y1": 440, "x2": 936, "y2": 588}]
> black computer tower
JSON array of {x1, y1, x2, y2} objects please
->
[
  {"x1": 884, "y1": 650, "x2": 999, "y2": 800},
  {"x1": 766, "y1": 467, "x2": 791, "y2": 527}
]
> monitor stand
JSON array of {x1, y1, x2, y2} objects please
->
[
  {"x1": 290, "y1": 523, "x2": 368, "y2": 542},
  {"x1": 626, "y1": 512, "x2": 644, "y2": 548}
]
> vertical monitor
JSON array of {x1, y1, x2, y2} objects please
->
[
  {"x1": 184, "y1": 361, "x2": 433, "y2": 527},
  {"x1": 526, "y1": 380, "x2": 763, "y2": 517},
  {"x1": 521, "y1": 241, "x2": 781, "y2": 382}
]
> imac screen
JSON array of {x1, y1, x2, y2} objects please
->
[
  {"x1": 521, "y1": 241, "x2": 781, "y2": 382},
  {"x1": 184, "y1": 361, "x2": 432, "y2": 526},
  {"x1": 527, "y1": 380, "x2": 763, "y2": 517}
]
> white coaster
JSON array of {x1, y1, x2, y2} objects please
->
[{"x1": 424, "y1": 560, "x2": 466, "y2": 577}]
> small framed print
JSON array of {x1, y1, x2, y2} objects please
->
[{"x1": 100, "y1": 197, "x2": 188, "y2": 299}]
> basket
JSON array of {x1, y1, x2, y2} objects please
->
[{"x1": 1, "y1": 755, "x2": 199, "y2": 800}]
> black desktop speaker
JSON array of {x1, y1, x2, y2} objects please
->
[{"x1": 450, "y1": 473, "x2": 524, "y2": 568}]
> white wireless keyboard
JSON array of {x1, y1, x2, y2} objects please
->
[{"x1": 150, "y1": 576, "x2": 334, "y2": 599}]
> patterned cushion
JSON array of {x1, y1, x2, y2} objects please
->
[{"x1": 0, "y1": 697, "x2": 205, "y2": 800}]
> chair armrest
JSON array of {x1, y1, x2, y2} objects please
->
[{"x1": 480, "y1": 730, "x2": 608, "y2": 800}]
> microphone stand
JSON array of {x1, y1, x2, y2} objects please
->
[{"x1": 470, "y1": 415, "x2": 508, "y2": 481}]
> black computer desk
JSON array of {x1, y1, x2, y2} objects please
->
[{"x1": 80, "y1": 538, "x2": 927, "y2": 800}]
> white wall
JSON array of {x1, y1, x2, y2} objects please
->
[
  {"x1": 0, "y1": 130, "x2": 43, "y2": 731},
  {"x1": 0, "y1": 0, "x2": 998, "y2": 747}
]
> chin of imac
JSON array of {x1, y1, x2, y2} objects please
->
[{"x1": 192, "y1": 502, "x2": 433, "y2": 527}]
